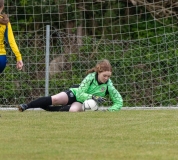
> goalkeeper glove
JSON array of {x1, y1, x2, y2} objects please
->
[{"x1": 92, "y1": 95, "x2": 106, "y2": 104}]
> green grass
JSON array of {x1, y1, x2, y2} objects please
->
[{"x1": 0, "y1": 110, "x2": 178, "y2": 160}]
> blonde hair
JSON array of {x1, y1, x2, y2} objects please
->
[
  {"x1": 86, "y1": 59, "x2": 112, "y2": 74},
  {"x1": 0, "y1": 1, "x2": 9, "y2": 25}
]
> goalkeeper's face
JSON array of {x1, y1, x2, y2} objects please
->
[{"x1": 98, "y1": 71, "x2": 112, "y2": 83}]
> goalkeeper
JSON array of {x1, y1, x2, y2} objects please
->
[
  {"x1": 0, "y1": 0, "x2": 23, "y2": 73},
  {"x1": 18, "y1": 59, "x2": 123, "y2": 112}
]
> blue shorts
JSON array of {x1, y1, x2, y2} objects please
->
[{"x1": 0, "y1": 55, "x2": 7, "y2": 73}]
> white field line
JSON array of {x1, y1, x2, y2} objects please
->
[{"x1": 1, "y1": 107, "x2": 178, "y2": 111}]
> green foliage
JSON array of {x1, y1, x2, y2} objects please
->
[
  {"x1": 3, "y1": 33, "x2": 178, "y2": 107},
  {"x1": 5, "y1": 1, "x2": 178, "y2": 40},
  {"x1": 1, "y1": 1, "x2": 178, "y2": 107},
  {"x1": 0, "y1": 66, "x2": 31, "y2": 105}
]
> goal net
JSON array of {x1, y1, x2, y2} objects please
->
[{"x1": 1, "y1": 0, "x2": 178, "y2": 108}]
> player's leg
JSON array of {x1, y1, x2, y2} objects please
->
[
  {"x1": 40, "y1": 90, "x2": 78, "y2": 112},
  {"x1": 48, "y1": 105, "x2": 71, "y2": 112},
  {"x1": 69, "y1": 102, "x2": 83, "y2": 112},
  {"x1": 0, "y1": 55, "x2": 7, "y2": 73},
  {"x1": 17, "y1": 92, "x2": 68, "y2": 112},
  {"x1": 51, "y1": 92, "x2": 68, "y2": 105},
  {"x1": 47, "y1": 90, "x2": 78, "y2": 112}
]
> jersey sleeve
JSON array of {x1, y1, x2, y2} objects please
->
[
  {"x1": 75, "y1": 74, "x2": 94, "y2": 103},
  {"x1": 107, "y1": 81, "x2": 123, "y2": 111},
  {"x1": 6, "y1": 22, "x2": 22, "y2": 61}
]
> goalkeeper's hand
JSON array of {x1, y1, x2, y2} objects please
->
[{"x1": 92, "y1": 95, "x2": 106, "y2": 104}]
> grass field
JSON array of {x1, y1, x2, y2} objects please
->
[{"x1": 0, "y1": 109, "x2": 178, "y2": 160}]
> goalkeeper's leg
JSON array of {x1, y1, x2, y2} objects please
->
[
  {"x1": 43, "y1": 105, "x2": 71, "y2": 112},
  {"x1": 47, "y1": 102, "x2": 83, "y2": 112},
  {"x1": 17, "y1": 92, "x2": 69, "y2": 112},
  {"x1": 17, "y1": 90, "x2": 75, "y2": 112},
  {"x1": 17, "y1": 96, "x2": 53, "y2": 112}
]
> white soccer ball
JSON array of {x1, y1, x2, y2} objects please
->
[{"x1": 82, "y1": 99, "x2": 98, "y2": 111}]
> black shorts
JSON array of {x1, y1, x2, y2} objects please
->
[{"x1": 64, "y1": 90, "x2": 77, "y2": 105}]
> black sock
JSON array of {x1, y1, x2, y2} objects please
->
[
  {"x1": 42, "y1": 105, "x2": 71, "y2": 112},
  {"x1": 42, "y1": 105, "x2": 62, "y2": 112},
  {"x1": 58, "y1": 105, "x2": 71, "y2": 112},
  {"x1": 27, "y1": 96, "x2": 52, "y2": 109}
]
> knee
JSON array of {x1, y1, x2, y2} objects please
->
[
  {"x1": 69, "y1": 102, "x2": 83, "y2": 112},
  {"x1": 69, "y1": 106, "x2": 82, "y2": 112}
]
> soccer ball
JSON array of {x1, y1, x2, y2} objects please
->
[{"x1": 82, "y1": 99, "x2": 98, "y2": 111}]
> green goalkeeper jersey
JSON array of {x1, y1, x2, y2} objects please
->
[{"x1": 69, "y1": 72, "x2": 123, "y2": 111}]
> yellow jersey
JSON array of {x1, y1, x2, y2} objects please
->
[{"x1": 0, "y1": 21, "x2": 22, "y2": 61}]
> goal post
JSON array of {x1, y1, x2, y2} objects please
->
[
  {"x1": 0, "y1": 0, "x2": 178, "y2": 108},
  {"x1": 45, "y1": 25, "x2": 50, "y2": 97}
]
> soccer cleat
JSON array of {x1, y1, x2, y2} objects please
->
[{"x1": 17, "y1": 104, "x2": 28, "y2": 112}]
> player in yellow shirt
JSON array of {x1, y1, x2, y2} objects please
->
[{"x1": 0, "y1": 0, "x2": 23, "y2": 73}]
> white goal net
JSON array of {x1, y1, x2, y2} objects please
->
[{"x1": 0, "y1": 0, "x2": 178, "y2": 108}]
